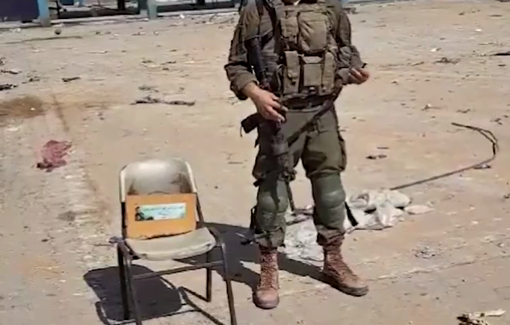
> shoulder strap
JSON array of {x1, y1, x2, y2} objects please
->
[{"x1": 255, "y1": 0, "x2": 283, "y2": 46}]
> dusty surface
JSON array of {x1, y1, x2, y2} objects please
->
[{"x1": 1, "y1": 0, "x2": 510, "y2": 324}]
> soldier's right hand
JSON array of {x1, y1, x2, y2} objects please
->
[{"x1": 243, "y1": 83, "x2": 287, "y2": 122}]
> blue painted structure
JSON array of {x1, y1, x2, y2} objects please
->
[{"x1": 0, "y1": 0, "x2": 39, "y2": 22}]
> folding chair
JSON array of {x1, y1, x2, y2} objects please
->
[{"x1": 114, "y1": 158, "x2": 238, "y2": 325}]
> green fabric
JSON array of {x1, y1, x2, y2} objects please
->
[{"x1": 253, "y1": 107, "x2": 347, "y2": 248}]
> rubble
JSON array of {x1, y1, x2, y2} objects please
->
[
  {"x1": 0, "y1": 84, "x2": 18, "y2": 91},
  {"x1": 1, "y1": 68, "x2": 22, "y2": 75},
  {"x1": 458, "y1": 309, "x2": 505, "y2": 325},
  {"x1": 132, "y1": 95, "x2": 195, "y2": 106},
  {"x1": 366, "y1": 154, "x2": 387, "y2": 160},
  {"x1": 283, "y1": 189, "x2": 434, "y2": 262},
  {"x1": 62, "y1": 77, "x2": 81, "y2": 83},
  {"x1": 435, "y1": 57, "x2": 460, "y2": 64}
]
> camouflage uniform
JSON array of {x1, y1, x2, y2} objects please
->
[
  {"x1": 225, "y1": 0, "x2": 368, "y2": 309},
  {"x1": 226, "y1": 0, "x2": 362, "y2": 248}
]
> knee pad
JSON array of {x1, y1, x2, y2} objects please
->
[
  {"x1": 257, "y1": 179, "x2": 289, "y2": 214},
  {"x1": 312, "y1": 175, "x2": 346, "y2": 210}
]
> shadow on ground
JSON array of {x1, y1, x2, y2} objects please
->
[{"x1": 84, "y1": 223, "x2": 322, "y2": 324}]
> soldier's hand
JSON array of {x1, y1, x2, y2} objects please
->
[
  {"x1": 244, "y1": 83, "x2": 287, "y2": 122},
  {"x1": 349, "y1": 68, "x2": 370, "y2": 85}
]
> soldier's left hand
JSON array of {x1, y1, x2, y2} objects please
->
[{"x1": 349, "y1": 68, "x2": 370, "y2": 84}]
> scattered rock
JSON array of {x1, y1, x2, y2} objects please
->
[
  {"x1": 54, "y1": 28, "x2": 62, "y2": 35},
  {"x1": 491, "y1": 117, "x2": 503, "y2": 125},
  {"x1": 366, "y1": 154, "x2": 387, "y2": 160},
  {"x1": 138, "y1": 85, "x2": 159, "y2": 92},
  {"x1": 504, "y1": 193, "x2": 510, "y2": 199},
  {"x1": 431, "y1": 47, "x2": 441, "y2": 52},
  {"x1": 132, "y1": 95, "x2": 195, "y2": 106},
  {"x1": 414, "y1": 246, "x2": 436, "y2": 259},
  {"x1": 23, "y1": 75, "x2": 41, "y2": 83},
  {"x1": 458, "y1": 309, "x2": 505, "y2": 325},
  {"x1": 0, "y1": 57, "x2": 6, "y2": 66},
  {"x1": 436, "y1": 57, "x2": 460, "y2": 64},
  {"x1": 0, "y1": 83, "x2": 18, "y2": 91},
  {"x1": 457, "y1": 109, "x2": 471, "y2": 114},
  {"x1": 423, "y1": 103, "x2": 434, "y2": 110},
  {"x1": 405, "y1": 205, "x2": 434, "y2": 215},
  {"x1": 62, "y1": 77, "x2": 81, "y2": 83},
  {"x1": 1, "y1": 68, "x2": 22, "y2": 75}
]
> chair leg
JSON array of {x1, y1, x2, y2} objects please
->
[
  {"x1": 125, "y1": 259, "x2": 143, "y2": 325},
  {"x1": 117, "y1": 247, "x2": 130, "y2": 320},
  {"x1": 206, "y1": 250, "x2": 213, "y2": 302},
  {"x1": 218, "y1": 243, "x2": 238, "y2": 325}
]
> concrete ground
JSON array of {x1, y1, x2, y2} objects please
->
[{"x1": 1, "y1": 0, "x2": 509, "y2": 324}]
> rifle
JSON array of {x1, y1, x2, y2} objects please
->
[{"x1": 245, "y1": 36, "x2": 297, "y2": 211}]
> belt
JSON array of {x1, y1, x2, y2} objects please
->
[{"x1": 284, "y1": 95, "x2": 335, "y2": 110}]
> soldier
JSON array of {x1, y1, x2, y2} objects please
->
[{"x1": 225, "y1": 0, "x2": 370, "y2": 310}]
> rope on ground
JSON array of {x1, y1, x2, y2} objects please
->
[{"x1": 390, "y1": 122, "x2": 499, "y2": 191}]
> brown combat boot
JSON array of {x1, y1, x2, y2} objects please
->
[
  {"x1": 322, "y1": 237, "x2": 369, "y2": 297},
  {"x1": 253, "y1": 247, "x2": 279, "y2": 309}
]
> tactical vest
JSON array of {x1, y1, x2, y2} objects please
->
[{"x1": 254, "y1": 0, "x2": 340, "y2": 101}]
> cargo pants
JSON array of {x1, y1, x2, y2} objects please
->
[{"x1": 252, "y1": 105, "x2": 348, "y2": 248}]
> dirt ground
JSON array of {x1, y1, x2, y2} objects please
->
[{"x1": 1, "y1": 0, "x2": 509, "y2": 324}]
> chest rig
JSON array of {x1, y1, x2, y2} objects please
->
[{"x1": 275, "y1": 0, "x2": 339, "y2": 101}]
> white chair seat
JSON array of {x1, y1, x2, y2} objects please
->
[{"x1": 126, "y1": 228, "x2": 216, "y2": 261}]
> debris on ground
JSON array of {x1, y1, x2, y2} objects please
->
[
  {"x1": 138, "y1": 85, "x2": 159, "y2": 92},
  {"x1": 282, "y1": 189, "x2": 436, "y2": 262},
  {"x1": 436, "y1": 57, "x2": 461, "y2": 64},
  {"x1": 1, "y1": 68, "x2": 22, "y2": 75},
  {"x1": 423, "y1": 103, "x2": 435, "y2": 110},
  {"x1": 62, "y1": 77, "x2": 81, "y2": 83},
  {"x1": 491, "y1": 117, "x2": 503, "y2": 125},
  {"x1": 458, "y1": 309, "x2": 505, "y2": 325},
  {"x1": 474, "y1": 163, "x2": 491, "y2": 170},
  {"x1": 0, "y1": 83, "x2": 18, "y2": 91},
  {"x1": 492, "y1": 51, "x2": 510, "y2": 56},
  {"x1": 36, "y1": 140, "x2": 72, "y2": 172},
  {"x1": 405, "y1": 205, "x2": 434, "y2": 215},
  {"x1": 367, "y1": 154, "x2": 387, "y2": 160},
  {"x1": 503, "y1": 193, "x2": 510, "y2": 199},
  {"x1": 132, "y1": 95, "x2": 195, "y2": 106},
  {"x1": 414, "y1": 246, "x2": 436, "y2": 259},
  {"x1": 54, "y1": 28, "x2": 62, "y2": 35},
  {"x1": 457, "y1": 109, "x2": 471, "y2": 114},
  {"x1": 0, "y1": 57, "x2": 6, "y2": 66},
  {"x1": 23, "y1": 75, "x2": 41, "y2": 83}
]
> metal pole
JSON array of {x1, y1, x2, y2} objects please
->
[
  {"x1": 147, "y1": 0, "x2": 157, "y2": 19},
  {"x1": 37, "y1": 0, "x2": 51, "y2": 27}
]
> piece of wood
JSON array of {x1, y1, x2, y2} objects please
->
[{"x1": 125, "y1": 193, "x2": 197, "y2": 239}]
